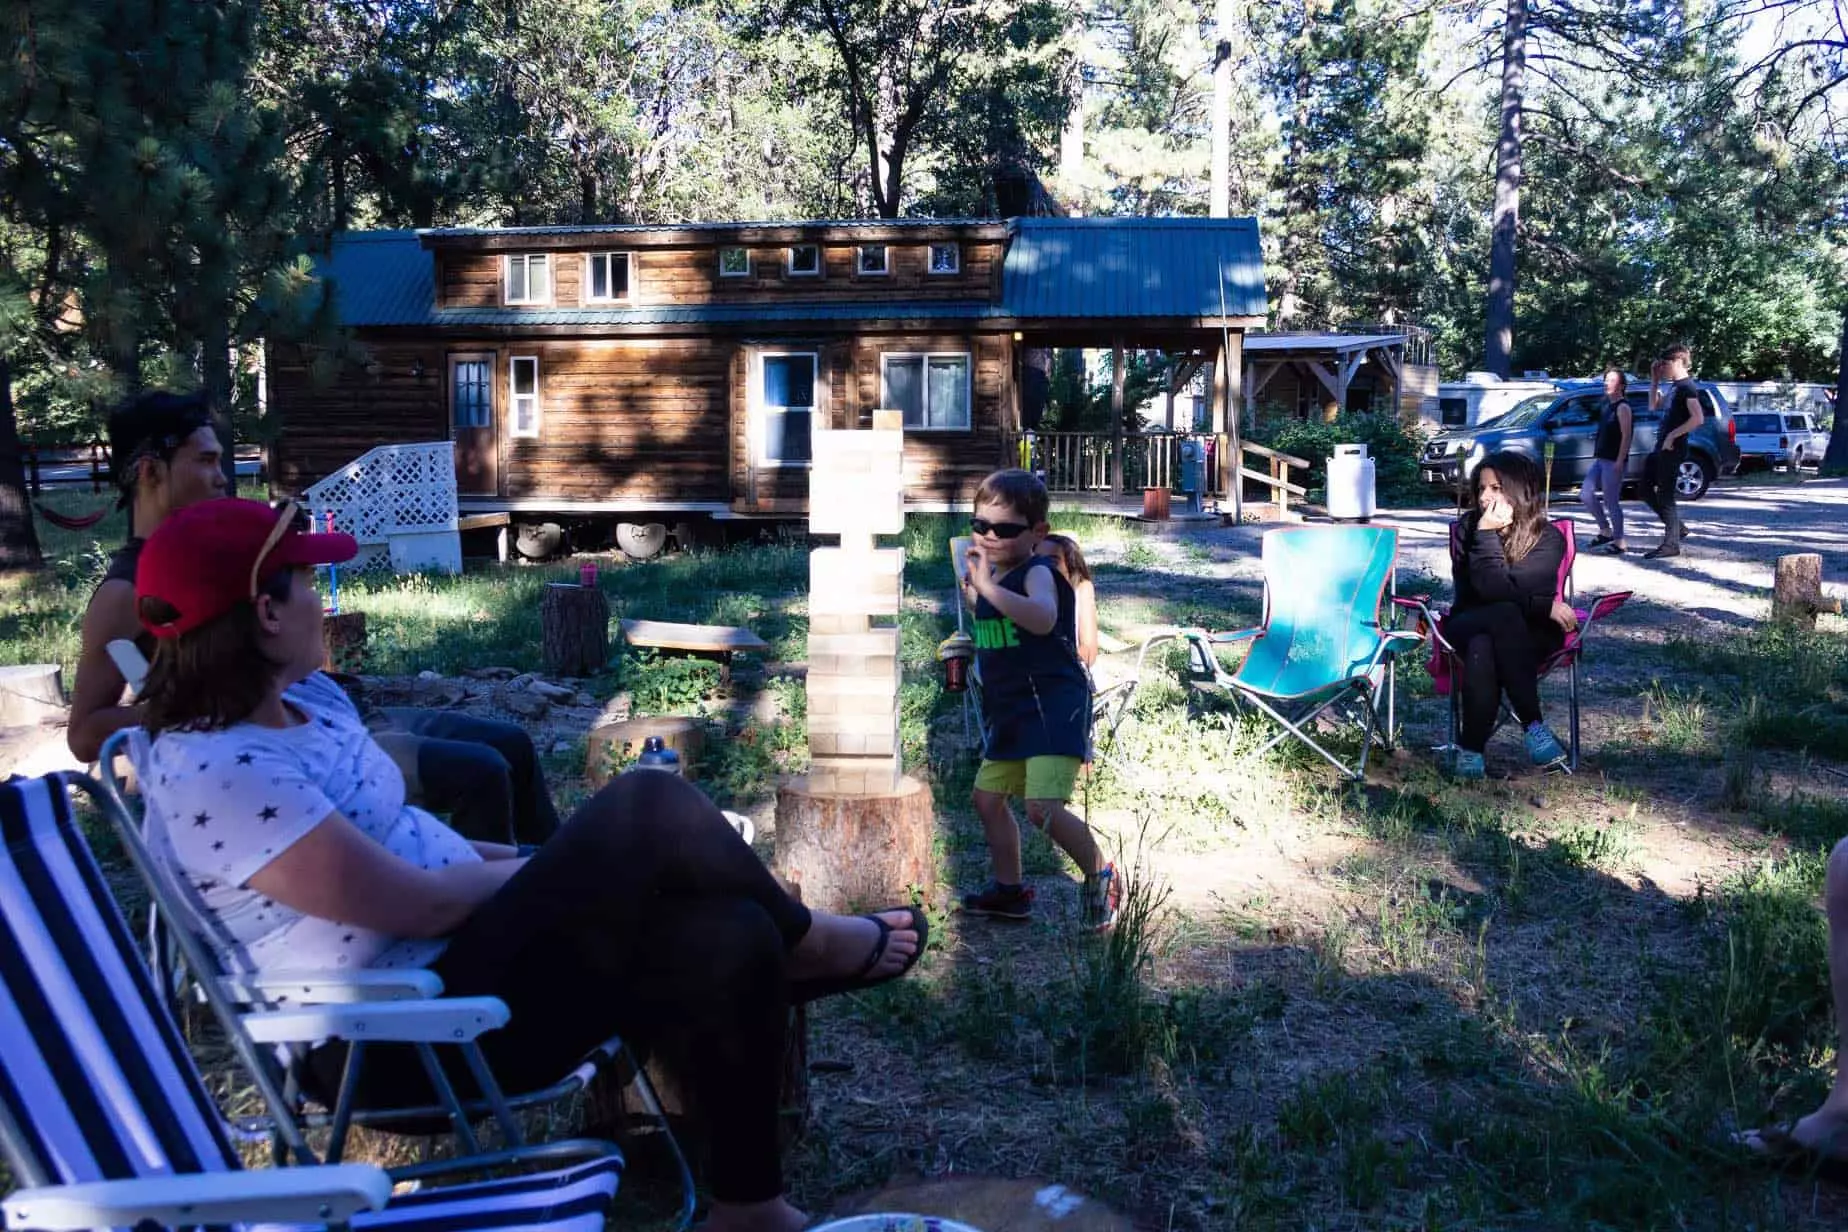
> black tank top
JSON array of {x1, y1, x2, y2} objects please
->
[
  {"x1": 1594, "y1": 398, "x2": 1628, "y2": 462},
  {"x1": 972, "y1": 556, "x2": 1092, "y2": 761},
  {"x1": 100, "y1": 538, "x2": 157, "y2": 661}
]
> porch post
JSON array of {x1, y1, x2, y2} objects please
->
[
  {"x1": 1110, "y1": 336, "x2": 1126, "y2": 495},
  {"x1": 1164, "y1": 357, "x2": 1177, "y2": 432}
]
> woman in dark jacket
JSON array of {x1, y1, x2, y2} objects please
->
[{"x1": 1443, "y1": 450, "x2": 1580, "y2": 779}]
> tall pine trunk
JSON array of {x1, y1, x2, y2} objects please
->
[
  {"x1": 1483, "y1": 0, "x2": 1526, "y2": 377},
  {"x1": 0, "y1": 357, "x2": 45, "y2": 572},
  {"x1": 203, "y1": 307, "x2": 238, "y2": 494},
  {"x1": 1824, "y1": 308, "x2": 1848, "y2": 476}
]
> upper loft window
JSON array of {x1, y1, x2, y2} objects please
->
[
  {"x1": 787, "y1": 244, "x2": 821, "y2": 277},
  {"x1": 504, "y1": 253, "x2": 551, "y2": 305},
  {"x1": 856, "y1": 244, "x2": 889, "y2": 276},
  {"x1": 583, "y1": 252, "x2": 631, "y2": 303},
  {"x1": 928, "y1": 243, "x2": 959, "y2": 275},
  {"x1": 719, "y1": 246, "x2": 751, "y2": 278}
]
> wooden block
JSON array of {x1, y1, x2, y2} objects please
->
[
  {"x1": 811, "y1": 755, "x2": 901, "y2": 794},
  {"x1": 871, "y1": 409, "x2": 904, "y2": 432},
  {"x1": 811, "y1": 548, "x2": 903, "y2": 616},
  {"x1": 808, "y1": 631, "x2": 903, "y2": 658},
  {"x1": 810, "y1": 655, "x2": 899, "y2": 678},
  {"x1": 810, "y1": 479, "x2": 903, "y2": 537},
  {"x1": 808, "y1": 718, "x2": 900, "y2": 757},
  {"x1": 809, "y1": 613, "x2": 870, "y2": 636}
]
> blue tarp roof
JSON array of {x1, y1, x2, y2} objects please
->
[{"x1": 318, "y1": 216, "x2": 1267, "y2": 328}]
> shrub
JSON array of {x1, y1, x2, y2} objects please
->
[{"x1": 1246, "y1": 413, "x2": 1427, "y2": 504}]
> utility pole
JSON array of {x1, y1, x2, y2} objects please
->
[{"x1": 1210, "y1": 0, "x2": 1235, "y2": 217}]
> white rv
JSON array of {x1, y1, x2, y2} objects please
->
[{"x1": 1435, "y1": 372, "x2": 1561, "y2": 429}]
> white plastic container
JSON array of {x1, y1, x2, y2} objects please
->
[{"x1": 1326, "y1": 443, "x2": 1377, "y2": 521}]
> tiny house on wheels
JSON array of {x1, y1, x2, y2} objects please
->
[{"x1": 268, "y1": 216, "x2": 1266, "y2": 558}]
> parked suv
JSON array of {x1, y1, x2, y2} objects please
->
[
  {"x1": 1419, "y1": 381, "x2": 1740, "y2": 501},
  {"x1": 1733, "y1": 410, "x2": 1828, "y2": 471}
]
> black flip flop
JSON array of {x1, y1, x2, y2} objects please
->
[
  {"x1": 791, "y1": 905, "x2": 928, "y2": 1004},
  {"x1": 1735, "y1": 1124, "x2": 1848, "y2": 1186}
]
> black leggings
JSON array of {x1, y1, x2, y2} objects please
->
[
  {"x1": 1446, "y1": 602, "x2": 1564, "y2": 752},
  {"x1": 1637, "y1": 449, "x2": 1684, "y2": 543},
  {"x1": 304, "y1": 771, "x2": 813, "y2": 1203}
]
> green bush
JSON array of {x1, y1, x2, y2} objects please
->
[{"x1": 1247, "y1": 413, "x2": 1427, "y2": 504}]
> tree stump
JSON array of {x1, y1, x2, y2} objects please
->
[
  {"x1": 321, "y1": 613, "x2": 367, "y2": 674},
  {"x1": 1773, "y1": 553, "x2": 1841, "y2": 627},
  {"x1": 584, "y1": 716, "x2": 707, "y2": 787},
  {"x1": 0, "y1": 665, "x2": 66, "y2": 727},
  {"x1": 774, "y1": 774, "x2": 936, "y2": 913},
  {"x1": 541, "y1": 582, "x2": 610, "y2": 676}
]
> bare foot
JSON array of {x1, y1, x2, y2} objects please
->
[
  {"x1": 698, "y1": 1196, "x2": 807, "y2": 1232},
  {"x1": 1740, "y1": 1109, "x2": 1848, "y2": 1162},
  {"x1": 787, "y1": 909, "x2": 920, "y2": 983}
]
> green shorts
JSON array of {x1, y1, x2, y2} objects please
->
[{"x1": 974, "y1": 756, "x2": 1083, "y2": 803}]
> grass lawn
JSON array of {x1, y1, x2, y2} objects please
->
[{"x1": 6, "y1": 492, "x2": 1848, "y2": 1229}]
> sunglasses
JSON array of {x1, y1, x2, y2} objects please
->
[
  {"x1": 251, "y1": 499, "x2": 309, "y2": 599},
  {"x1": 970, "y1": 517, "x2": 1033, "y2": 540}
]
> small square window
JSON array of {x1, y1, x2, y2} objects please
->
[
  {"x1": 928, "y1": 243, "x2": 959, "y2": 274},
  {"x1": 583, "y1": 252, "x2": 631, "y2": 303},
  {"x1": 719, "y1": 247, "x2": 751, "y2": 277},
  {"x1": 504, "y1": 254, "x2": 551, "y2": 305},
  {"x1": 857, "y1": 244, "x2": 889, "y2": 276},
  {"x1": 787, "y1": 244, "x2": 820, "y2": 277}
]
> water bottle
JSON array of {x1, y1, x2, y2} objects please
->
[{"x1": 636, "y1": 735, "x2": 682, "y2": 775}]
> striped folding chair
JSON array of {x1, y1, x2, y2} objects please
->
[
  {"x1": 0, "y1": 771, "x2": 623, "y2": 1232},
  {"x1": 94, "y1": 728, "x2": 696, "y2": 1230}
]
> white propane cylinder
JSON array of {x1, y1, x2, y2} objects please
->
[{"x1": 1326, "y1": 443, "x2": 1377, "y2": 521}]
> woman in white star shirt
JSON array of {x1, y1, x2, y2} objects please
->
[{"x1": 133, "y1": 499, "x2": 924, "y2": 1232}]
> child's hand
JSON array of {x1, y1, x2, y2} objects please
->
[{"x1": 964, "y1": 542, "x2": 990, "y2": 592}]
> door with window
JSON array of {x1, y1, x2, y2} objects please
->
[
  {"x1": 449, "y1": 352, "x2": 497, "y2": 496},
  {"x1": 755, "y1": 354, "x2": 816, "y2": 469}
]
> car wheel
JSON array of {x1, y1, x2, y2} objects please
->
[{"x1": 1677, "y1": 455, "x2": 1714, "y2": 500}]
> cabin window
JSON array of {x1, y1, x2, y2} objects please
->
[
  {"x1": 452, "y1": 359, "x2": 491, "y2": 428},
  {"x1": 583, "y1": 252, "x2": 631, "y2": 303},
  {"x1": 928, "y1": 243, "x2": 959, "y2": 274},
  {"x1": 882, "y1": 353, "x2": 971, "y2": 431},
  {"x1": 856, "y1": 244, "x2": 889, "y2": 276},
  {"x1": 757, "y1": 353, "x2": 816, "y2": 467},
  {"x1": 787, "y1": 244, "x2": 821, "y2": 277},
  {"x1": 509, "y1": 356, "x2": 541, "y2": 439},
  {"x1": 719, "y1": 246, "x2": 751, "y2": 277},
  {"x1": 504, "y1": 254, "x2": 551, "y2": 305}
]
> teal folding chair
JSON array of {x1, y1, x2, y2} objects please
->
[{"x1": 1175, "y1": 525, "x2": 1423, "y2": 780}]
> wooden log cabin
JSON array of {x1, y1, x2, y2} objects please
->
[{"x1": 269, "y1": 217, "x2": 1267, "y2": 552}]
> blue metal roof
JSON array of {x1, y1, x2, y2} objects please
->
[
  {"x1": 998, "y1": 217, "x2": 1266, "y2": 319},
  {"x1": 318, "y1": 216, "x2": 1268, "y2": 328}
]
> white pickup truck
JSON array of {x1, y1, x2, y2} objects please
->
[{"x1": 1731, "y1": 410, "x2": 1829, "y2": 471}]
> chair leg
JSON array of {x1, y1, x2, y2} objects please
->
[
  {"x1": 1568, "y1": 656, "x2": 1581, "y2": 772},
  {"x1": 627, "y1": 1057, "x2": 697, "y2": 1232}
]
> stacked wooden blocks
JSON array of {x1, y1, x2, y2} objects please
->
[{"x1": 806, "y1": 410, "x2": 905, "y2": 796}]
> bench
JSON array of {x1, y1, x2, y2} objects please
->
[{"x1": 619, "y1": 619, "x2": 771, "y2": 683}]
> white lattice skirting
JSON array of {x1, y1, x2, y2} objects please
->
[{"x1": 304, "y1": 442, "x2": 462, "y2": 575}]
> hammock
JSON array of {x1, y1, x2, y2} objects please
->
[{"x1": 34, "y1": 501, "x2": 111, "y2": 530}]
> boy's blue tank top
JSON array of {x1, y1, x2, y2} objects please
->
[{"x1": 973, "y1": 556, "x2": 1093, "y2": 761}]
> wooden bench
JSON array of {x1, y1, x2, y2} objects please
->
[{"x1": 619, "y1": 619, "x2": 770, "y2": 682}]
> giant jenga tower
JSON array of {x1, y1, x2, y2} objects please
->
[{"x1": 773, "y1": 410, "x2": 937, "y2": 912}]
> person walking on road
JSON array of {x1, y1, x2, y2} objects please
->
[
  {"x1": 1639, "y1": 345, "x2": 1703, "y2": 560},
  {"x1": 1580, "y1": 367, "x2": 1633, "y2": 555}
]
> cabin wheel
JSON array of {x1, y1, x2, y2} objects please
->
[
  {"x1": 616, "y1": 521, "x2": 669, "y2": 561},
  {"x1": 514, "y1": 521, "x2": 566, "y2": 560}
]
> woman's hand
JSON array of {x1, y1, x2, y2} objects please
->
[
  {"x1": 1549, "y1": 600, "x2": 1580, "y2": 633},
  {"x1": 1477, "y1": 496, "x2": 1513, "y2": 532}
]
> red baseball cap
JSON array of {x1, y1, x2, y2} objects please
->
[{"x1": 136, "y1": 498, "x2": 357, "y2": 638}]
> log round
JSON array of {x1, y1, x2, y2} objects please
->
[
  {"x1": 541, "y1": 581, "x2": 611, "y2": 676},
  {"x1": 584, "y1": 716, "x2": 707, "y2": 786},
  {"x1": 1773, "y1": 552, "x2": 1836, "y2": 627},
  {"x1": 320, "y1": 613, "x2": 367, "y2": 675},
  {"x1": 773, "y1": 774, "x2": 937, "y2": 913},
  {"x1": 0, "y1": 664, "x2": 66, "y2": 727}
]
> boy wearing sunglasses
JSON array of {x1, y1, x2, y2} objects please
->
[{"x1": 960, "y1": 469, "x2": 1117, "y2": 930}]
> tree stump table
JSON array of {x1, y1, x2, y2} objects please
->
[
  {"x1": 774, "y1": 773, "x2": 935, "y2": 913},
  {"x1": 321, "y1": 613, "x2": 367, "y2": 674},
  {"x1": 542, "y1": 582, "x2": 611, "y2": 676},
  {"x1": 0, "y1": 665, "x2": 66, "y2": 727},
  {"x1": 1773, "y1": 553, "x2": 1841, "y2": 628},
  {"x1": 584, "y1": 716, "x2": 708, "y2": 786}
]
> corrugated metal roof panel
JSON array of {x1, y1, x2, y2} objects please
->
[
  {"x1": 1000, "y1": 217, "x2": 1266, "y2": 319},
  {"x1": 431, "y1": 302, "x2": 1001, "y2": 326},
  {"x1": 319, "y1": 230, "x2": 435, "y2": 326},
  {"x1": 422, "y1": 218, "x2": 1001, "y2": 238},
  {"x1": 1245, "y1": 332, "x2": 1408, "y2": 353}
]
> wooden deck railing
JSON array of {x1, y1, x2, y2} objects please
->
[{"x1": 1019, "y1": 431, "x2": 1311, "y2": 519}]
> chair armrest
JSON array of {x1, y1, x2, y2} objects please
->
[
  {"x1": 242, "y1": 997, "x2": 511, "y2": 1045},
  {"x1": 3, "y1": 1165, "x2": 392, "y2": 1229},
  {"x1": 1204, "y1": 627, "x2": 1262, "y2": 645},
  {"x1": 220, "y1": 968, "x2": 446, "y2": 1005}
]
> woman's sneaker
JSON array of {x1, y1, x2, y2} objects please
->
[
  {"x1": 1440, "y1": 747, "x2": 1486, "y2": 781},
  {"x1": 962, "y1": 881, "x2": 1034, "y2": 921},
  {"x1": 1524, "y1": 721, "x2": 1568, "y2": 767},
  {"x1": 1081, "y1": 863, "x2": 1120, "y2": 932}
]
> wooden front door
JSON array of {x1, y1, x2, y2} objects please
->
[{"x1": 449, "y1": 352, "x2": 497, "y2": 496}]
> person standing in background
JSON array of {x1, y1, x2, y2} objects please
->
[
  {"x1": 1580, "y1": 367, "x2": 1633, "y2": 555},
  {"x1": 1638, "y1": 345, "x2": 1702, "y2": 560}
]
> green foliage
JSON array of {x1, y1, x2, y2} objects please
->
[
  {"x1": 621, "y1": 650, "x2": 724, "y2": 715},
  {"x1": 1246, "y1": 412, "x2": 1426, "y2": 503}
]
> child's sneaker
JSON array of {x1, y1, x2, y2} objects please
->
[
  {"x1": 962, "y1": 880, "x2": 1034, "y2": 921},
  {"x1": 1440, "y1": 747, "x2": 1486, "y2": 781},
  {"x1": 1524, "y1": 721, "x2": 1568, "y2": 768},
  {"x1": 1081, "y1": 863, "x2": 1120, "y2": 932}
]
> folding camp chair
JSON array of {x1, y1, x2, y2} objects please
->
[
  {"x1": 1394, "y1": 518, "x2": 1631, "y2": 773},
  {"x1": 1170, "y1": 525, "x2": 1425, "y2": 781},
  {"x1": 0, "y1": 771, "x2": 624, "y2": 1232},
  {"x1": 94, "y1": 728, "x2": 696, "y2": 1230}
]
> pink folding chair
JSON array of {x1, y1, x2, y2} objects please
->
[{"x1": 1394, "y1": 519, "x2": 1631, "y2": 772}]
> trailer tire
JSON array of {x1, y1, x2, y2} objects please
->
[{"x1": 616, "y1": 521, "x2": 669, "y2": 561}]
